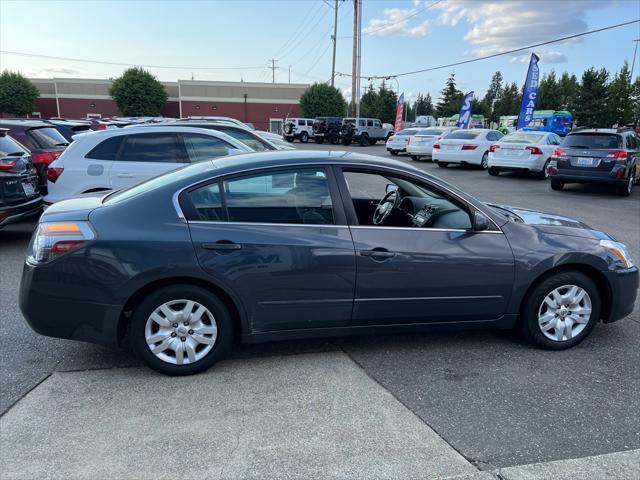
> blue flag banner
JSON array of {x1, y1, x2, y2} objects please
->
[
  {"x1": 516, "y1": 53, "x2": 540, "y2": 130},
  {"x1": 456, "y1": 91, "x2": 474, "y2": 129}
]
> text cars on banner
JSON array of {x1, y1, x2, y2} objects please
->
[
  {"x1": 456, "y1": 91, "x2": 474, "y2": 129},
  {"x1": 516, "y1": 53, "x2": 540, "y2": 130},
  {"x1": 394, "y1": 93, "x2": 404, "y2": 133}
]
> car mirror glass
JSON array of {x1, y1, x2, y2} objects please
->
[
  {"x1": 473, "y1": 211, "x2": 489, "y2": 232},
  {"x1": 386, "y1": 183, "x2": 399, "y2": 194}
]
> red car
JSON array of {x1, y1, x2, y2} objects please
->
[{"x1": 0, "y1": 119, "x2": 69, "y2": 192}]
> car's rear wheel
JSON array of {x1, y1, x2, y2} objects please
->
[
  {"x1": 618, "y1": 172, "x2": 634, "y2": 196},
  {"x1": 300, "y1": 132, "x2": 309, "y2": 143},
  {"x1": 129, "y1": 285, "x2": 234, "y2": 375},
  {"x1": 479, "y1": 152, "x2": 489, "y2": 170},
  {"x1": 359, "y1": 134, "x2": 369, "y2": 146},
  {"x1": 390, "y1": 150, "x2": 398, "y2": 156},
  {"x1": 537, "y1": 160, "x2": 551, "y2": 179},
  {"x1": 520, "y1": 271, "x2": 600, "y2": 350},
  {"x1": 550, "y1": 179, "x2": 564, "y2": 191},
  {"x1": 488, "y1": 167, "x2": 500, "y2": 176},
  {"x1": 330, "y1": 133, "x2": 340, "y2": 144},
  {"x1": 284, "y1": 136, "x2": 294, "y2": 143},
  {"x1": 437, "y1": 162, "x2": 448, "y2": 168},
  {"x1": 315, "y1": 136, "x2": 324, "y2": 144},
  {"x1": 411, "y1": 155, "x2": 421, "y2": 161}
]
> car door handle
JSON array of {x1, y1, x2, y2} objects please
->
[
  {"x1": 116, "y1": 173, "x2": 134, "y2": 178},
  {"x1": 202, "y1": 242, "x2": 242, "y2": 251},
  {"x1": 360, "y1": 248, "x2": 395, "y2": 259}
]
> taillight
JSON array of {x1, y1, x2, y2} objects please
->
[
  {"x1": 27, "y1": 222, "x2": 95, "y2": 265},
  {"x1": 606, "y1": 151, "x2": 628, "y2": 160},
  {"x1": 526, "y1": 146, "x2": 543, "y2": 155},
  {"x1": 551, "y1": 148, "x2": 566, "y2": 158},
  {"x1": 47, "y1": 167, "x2": 64, "y2": 183},
  {"x1": 0, "y1": 159, "x2": 17, "y2": 170},
  {"x1": 31, "y1": 152, "x2": 54, "y2": 165},
  {"x1": 461, "y1": 145, "x2": 478, "y2": 150},
  {"x1": 489, "y1": 144, "x2": 500, "y2": 153},
  {"x1": 94, "y1": 123, "x2": 107, "y2": 130},
  {"x1": 433, "y1": 143, "x2": 441, "y2": 149}
]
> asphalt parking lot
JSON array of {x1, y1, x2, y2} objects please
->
[{"x1": 1, "y1": 142, "x2": 639, "y2": 478}]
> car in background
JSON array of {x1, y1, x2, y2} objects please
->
[
  {"x1": 20, "y1": 150, "x2": 638, "y2": 375},
  {"x1": 487, "y1": 131, "x2": 562, "y2": 179},
  {"x1": 44, "y1": 126, "x2": 252, "y2": 204},
  {"x1": 44, "y1": 119, "x2": 93, "y2": 142},
  {"x1": 282, "y1": 118, "x2": 314, "y2": 143},
  {"x1": 340, "y1": 118, "x2": 393, "y2": 146},
  {"x1": 433, "y1": 129, "x2": 503, "y2": 169},
  {"x1": 405, "y1": 127, "x2": 459, "y2": 161},
  {"x1": 523, "y1": 110, "x2": 573, "y2": 137},
  {"x1": 0, "y1": 119, "x2": 69, "y2": 192},
  {"x1": 312, "y1": 117, "x2": 342, "y2": 144},
  {"x1": 0, "y1": 129, "x2": 42, "y2": 228},
  {"x1": 386, "y1": 128, "x2": 432, "y2": 156},
  {"x1": 549, "y1": 128, "x2": 639, "y2": 196}
]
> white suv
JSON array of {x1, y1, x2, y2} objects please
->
[
  {"x1": 283, "y1": 118, "x2": 314, "y2": 143},
  {"x1": 44, "y1": 126, "x2": 251, "y2": 204}
]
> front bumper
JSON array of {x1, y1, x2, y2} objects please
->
[
  {"x1": 0, "y1": 196, "x2": 43, "y2": 227},
  {"x1": 603, "y1": 267, "x2": 639, "y2": 323}
]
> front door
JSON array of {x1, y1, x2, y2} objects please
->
[
  {"x1": 336, "y1": 167, "x2": 515, "y2": 326},
  {"x1": 183, "y1": 166, "x2": 356, "y2": 333}
]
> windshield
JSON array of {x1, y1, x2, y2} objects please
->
[
  {"x1": 445, "y1": 131, "x2": 480, "y2": 140},
  {"x1": 395, "y1": 129, "x2": 419, "y2": 136},
  {"x1": 563, "y1": 133, "x2": 622, "y2": 149},
  {"x1": 501, "y1": 133, "x2": 544, "y2": 144}
]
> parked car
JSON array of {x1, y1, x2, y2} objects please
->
[
  {"x1": 282, "y1": 118, "x2": 314, "y2": 143},
  {"x1": 312, "y1": 117, "x2": 342, "y2": 144},
  {"x1": 386, "y1": 128, "x2": 430, "y2": 156},
  {"x1": 0, "y1": 120, "x2": 69, "y2": 192},
  {"x1": 522, "y1": 110, "x2": 573, "y2": 137},
  {"x1": 0, "y1": 129, "x2": 42, "y2": 228},
  {"x1": 44, "y1": 119, "x2": 93, "y2": 142},
  {"x1": 548, "y1": 128, "x2": 639, "y2": 196},
  {"x1": 44, "y1": 126, "x2": 252, "y2": 204},
  {"x1": 487, "y1": 131, "x2": 562, "y2": 179},
  {"x1": 405, "y1": 127, "x2": 459, "y2": 161},
  {"x1": 433, "y1": 129, "x2": 504, "y2": 169},
  {"x1": 340, "y1": 118, "x2": 393, "y2": 146},
  {"x1": 20, "y1": 150, "x2": 638, "y2": 375}
]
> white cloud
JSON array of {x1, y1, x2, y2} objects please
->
[
  {"x1": 434, "y1": 0, "x2": 605, "y2": 58},
  {"x1": 509, "y1": 50, "x2": 567, "y2": 64},
  {"x1": 40, "y1": 65, "x2": 84, "y2": 75},
  {"x1": 364, "y1": 8, "x2": 430, "y2": 37}
]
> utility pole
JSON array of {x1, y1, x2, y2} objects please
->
[
  {"x1": 350, "y1": 0, "x2": 358, "y2": 116},
  {"x1": 269, "y1": 59, "x2": 278, "y2": 83},
  {"x1": 355, "y1": 0, "x2": 362, "y2": 120},
  {"x1": 330, "y1": 0, "x2": 339, "y2": 87},
  {"x1": 631, "y1": 38, "x2": 639, "y2": 81},
  {"x1": 288, "y1": 65, "x2": 291, "y2": 84}
]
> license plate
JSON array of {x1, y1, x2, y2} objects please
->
[
  {"x1": 22, "y1": 182, "x2": 36, "y2": 196},
  {"x1": 576, "y1": 157, "x2": 595, "y2": 166}
]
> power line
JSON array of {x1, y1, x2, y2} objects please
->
[
  {"x1": 363, "y1": 0, "x2": 443, "y2": 36},
  {"x1": 271, "y1": 1, "x2": 325, "y2": 59},
  {"x1": 337, "y1": 19, "x2": 640, "y2": 79},
  {"x1": 0, "y1": 50, "x2": 267, "y2": 71}
]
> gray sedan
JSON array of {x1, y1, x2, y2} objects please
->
[{"x1": 19, "y1": 151, "x2": 638, "y2": 375}]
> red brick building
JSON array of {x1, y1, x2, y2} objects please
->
[{"x1": 25, "y1": 78, "x2": 308, "y2": 133}]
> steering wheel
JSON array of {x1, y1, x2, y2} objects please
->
[{"x1": 373, "y1": 190, "x2": 399, "y2": 225}]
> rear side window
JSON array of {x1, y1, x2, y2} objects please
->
[
  {"x1": 367, "y1": 120, "x2": 373, "y2": 127},
  {"x1": 27, "y1": 127, "x2": 68, "y2": 148},
  {"x1": 186, "y1": 183, "x2": 223, "y2": 221},
  {"x1": 563, "y1": 134, "x2": 622, "y2": 149},
  {"x1": 119, "y1": 133, "x2": 185, "y2": 163},
  {"x1": 86, "y1": 136, "x2": 123, "y2": 160},
  {"x1": 182, "y1": 133, "x2": 235, "y2": 162}
]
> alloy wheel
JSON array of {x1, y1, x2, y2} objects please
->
[
  {"x1": 537, "y1": 285, "x2": 592, "y2": 342},
  {"x1": 481, "y1": 153, "x2": 488, "y2": 169},
  {"x1": 144, "y1": 299, "x2": 218, "y2": 365}
]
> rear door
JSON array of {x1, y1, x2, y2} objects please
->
[
  {"x1": 109, "y1": 132, "x2": 187, "y2": 190},
  {"x1": 184, "y1": 166, "x2": 356, "y2": 333}
]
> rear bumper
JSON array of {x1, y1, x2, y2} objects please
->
[
  {"x1": 386, "y1": 147, "x2": 406, "y2": 152},
  {"x1": 603, "y1": 267, "x2": 639, "y2": 323},
  {"x1": 553, "y1": 168, "x2": 628, "y2": 185},
  {"x1": 488, "y1": 155, "x2": 547, "y2": 171},
  {"x1": 434, "y1": 151, "x2": 483, "y2": 164},
  {"x1": 0, "y1": 197, "x2": 43, "y2": 227},
  {"x1": 406, "y1": 145, "x2": 434, "y2": 156}
]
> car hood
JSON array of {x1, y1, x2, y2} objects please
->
[{"x1": 490, "y1": 204, "x2": 611, "y2": 240}]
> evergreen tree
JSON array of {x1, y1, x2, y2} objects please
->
[
  {"x1": 632, "y1": 76, "x2": 640, "y2": 125},
  {"x1": 481, "y1": 71, "x2": 503, "y2": 123},
  {"x1": 575, "y1": 67, "x2": 609, "y2": 127},
  {"x1": 423, "y1": 93, "x2": 433, "y2": 116},
  {"x1": 606, "y1": 61, "x2": 633, "y2": 127},
  {"x1": 557, "y1": 72, "x2": 579, "y2": 112},
  {"x1": 435, "y1": 73, "x2": 463, "y2": 118},
  {"x1": 494, "y1": 82, "x2": 520, "y2": 118},
  {"x1": 537, "y1": 70, "x2": 562, "y2": 110},
  {"x1": 359, "y1": 82, "x2": 397, "y2": 124}
]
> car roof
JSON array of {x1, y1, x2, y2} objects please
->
[
  {"x1": 0, "y1": 119, "x2": 51, "y2": 128},
  {"x1": 570, "y1": 128, "x2": 619, "y2": 134}
]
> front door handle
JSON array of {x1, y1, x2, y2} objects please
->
[
  {"x1": 360, "y1": 248, "x2": 395, "y2": 259},
  {"x1": 202, "y1": 241, "x2": 242, "y2": 251}
]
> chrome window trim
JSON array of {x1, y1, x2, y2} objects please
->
[
  {"x1": 188, "y1": 220, "x2": 349, "y2": 229},
  {"x1": 349, "y1": 225, "x2": 502, "y2": 234}
]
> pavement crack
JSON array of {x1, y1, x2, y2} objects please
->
[
  {"x1": 219, "y1": 403, "x2": 246, "y2": 479},
  {"x1": 0, "y1": 372, "x2": 53, "y2": 419}
]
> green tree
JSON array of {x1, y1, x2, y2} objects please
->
[
  {"x1": 299, "y1": 82, "x2": 347, "y2": 118},
  {"x1": 537, "y1": 70, "x2": 562, "y2": 110},
  {"x1": 414, "y1": 92, "x2": 434, "y2": 117},
  {"x1": 557, "y1": 72, "x2": 579, "y2": 112},
  {"x1": 435, "y1": 73, "x2": 463, "y2": 118},
  {"x1": 575, "y1": 67, "x2": 609, "y2": 127},
  {"x1": 0, "y1": 70, "x2": 39, "y2": 116},
  {"x1": 481, "y1": 71, "x2": 503, "y2": 123},
  {"x1": 359, "y1": 82, "x2": 398, "y2": 124},
  {"x1": 109, "y1": 67, "x2": 168, "y2": 116},
  {"x1": 494, "y1": 82, "x2": 520, "y2": 118},
  {"x1": 632, "y1": 76, "x2": 640, "y2": 125},
  {"x1": 606, "y1": 61, "x2": 634, "y2": 127}
]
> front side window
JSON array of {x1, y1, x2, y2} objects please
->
[
  {"x1": 367, "y1": 120, "x2": 373, "y2": 127},
  {"x1": 120, "y1": 133, "x2": 185, "y2": 163},
  {"x1": 183, "y1": 133, "x2": 235, "y2": 162},
  {"x1": 223, "y1": 169, "x2": 334, "y2": 225},
  {"x1": 297, "y1": 119, "x2": 305, "y2": 126}
]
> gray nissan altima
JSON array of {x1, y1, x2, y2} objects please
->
[{"x1": 19, "y1": 151, "x2": 638, "y2": 375}]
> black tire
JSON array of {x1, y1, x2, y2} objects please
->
[
  {"x1": 479, "y1": 152, "x2": 489, "y2": 170},
  {"x1": 314, "y1": 136, "x2": 324, "y2": 144},
  {"x1": 390, "y1": 150, "x2": 399, "y2": 156},
  {"x1": 537, "y1": 160, "x2": 551, "y2": 180},
  {"x1": 300, "y1": 131, "x2": 309, "y2": 143},
  {"x1": 437, "y1": 162, "x2": 448, "y2": 168},
  {"x1": 411, "y1": 155, "x2": 422, "y2": 161},
  {"x1": 520, "y1": 271, "x2": 600, "y2": 350},
  {"x1": 342, "y1": 137, "x2": 351, "y2": 146},
  {"x1": 284, "y1": 136, "x2": 294, "y2": 143},
  {"x1": 359, "y1": 133, "x2": 369, "y2": 147},
  {"x1": 618, "y1": 172, "x2": 634, "y2": 196},
  {"x1": 330, "y1": 132, "x2": 340, "y2": 144},
  {"x1": 550, "y1": 178, "x2": 564, "y2": 191},
  {"x1": 129, "y1": 285, "x2": 234, "y2": 375},
  {"x1": 369, "y1": 139, "x2": 377, "y2": 145},
  {"x1": 488, "y1": 167, "x2": 500, "y2": 176}
]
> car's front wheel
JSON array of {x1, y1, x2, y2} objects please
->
[
  {"x1": 520, "y1": 271, "x2": 600, "y2": 350},
  {"x1": 129, "y1": 285, "x2": 234, "y2": 375}
]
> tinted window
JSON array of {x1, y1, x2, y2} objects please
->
[
  {"x1": 416, "y1": 129, "x2": 444, "y2": 136},
  {"x1": 214, "y1": 126, "x2": 273, "y2": 151},
  {"x1": 396, "y1": 129, "x2": 418, "y2": 136},
  {"x1": 27, "y1": 127, "x2": 68, "y2": 148},
  {"x1": 501, "y1": 133, "x2": 543, "y2": 144},
  {"x1": 446, "y1": 131, "x2": 481, "y2": 140},
  {"x1": 86, "y1": 136, "x2": 123, "y2": 160},
  {"x1": 0, "y1": 135, "x2": 27, "y2": 156},
  {"x1": 367, "y1": 120, "x2": 373, "y2": 127},
  {"x1": 223, "y1": 169, "x2": 334, "y2": 225},
  {"x1": 297, "y1": 120, "x2": 305, "y2": 126},
  {"x1": 186, "y1": 183, "x2": 223, "y2": 221},
  {"x1": 183, "y1": 133, "x2": 234, "y2": 162},
  {"x1": 563, "y1": 134, "x2": 622, "y2": 149},
  {"x1": 119, "y1": 133, "x2": 185, "y2": 163},
  {"x1": 307, "y1": 120, "x2": 313, "y2": 126},
  {"x1": 625, "y1": 134, "x2": 637, "y2": 149}
]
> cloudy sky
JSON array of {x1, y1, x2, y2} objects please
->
[{"x1": 1, "y1": 0, "x2": 638, "y2": 103}]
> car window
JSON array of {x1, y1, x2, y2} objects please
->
[
  {"x1": 307, "y1": 120, "x2": 313, "y2": 126},
  {"x1": 0, "y1": 135, "x2": 28, "y2": 156},
  {"x1": 213, "y1": 126, "x2": 273, "y2": 151},
  {"x1": 446, "y1": 131, "x2": 481, "y2": 140},
  {"x1": 222, "y1": 169, "x2": 334, "y2": 225},
  {"x1": 119, "y1": 133, "x2": 185, "y2": 163},
  {"x1": 297, "y1": 120, "x2": 304, "y2": 126},
  {"x1": 182, "y1": 133, "x2": 236, "y2": 162},
  {"x1": 86, "y1": 136, "x2": 123, "y2": 160},
  {"x1": 374, "y1": 121, "x2": 381, "y2": 128},
  {"x1": 27, "y1": 127, "x2": 69, "y2": 148},
  {"x1": 415, "y1": 129, "x2": 444, "y2": 136},
  {"x1": 563, "y1": 134, "x2": 622, "y2": 149},
  {"x1": 186, "y1": 183, "x2": 224, "y2": 221},
  {"x1": 625, "y1": 134, "x2": 636, "y2": 149},
  {"x1": 342, "y1": 170, "x2": 471, "y2": 230},
  {"x1": 367, "y1": 120, "x2": 373, "y2": 127}
]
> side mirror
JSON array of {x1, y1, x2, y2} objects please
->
[
  {"x1": 472, "y1": 211, "x2": 489, "y2": 232},
  {"x1": 386, "y1": 183, "x2": 399, "y2": 194}
]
